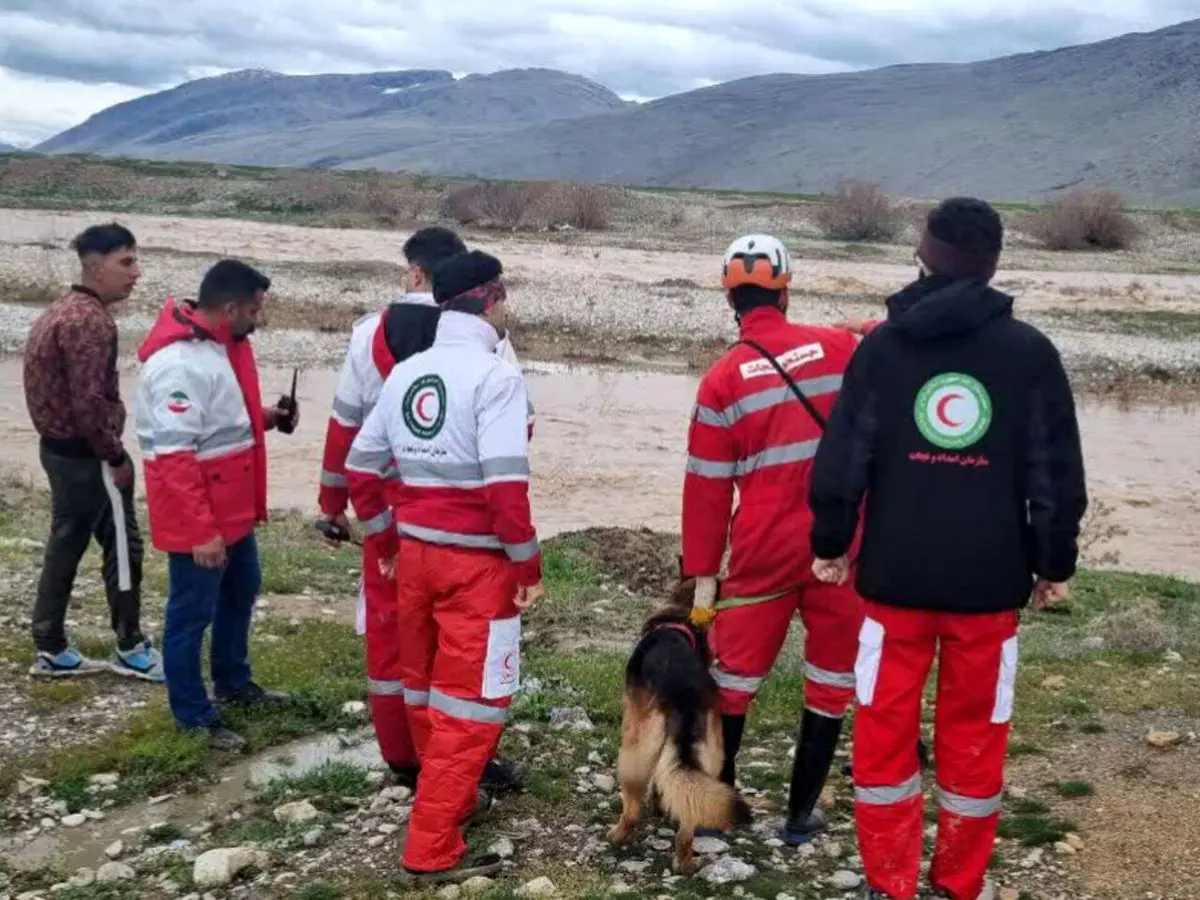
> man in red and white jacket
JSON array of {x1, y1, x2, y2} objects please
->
[
  {"x1": 347, "y1": 249, "x2": 544, "y2": 886},
  {"x1": 316, "y1": 227, "x2": 529, "y2": 794},
  {"x1": 682, "y1": 234, "x2": 865, "y2": 846},
  {"x1": 135, "y1": 259, "x2": 299, "y2": 752}
]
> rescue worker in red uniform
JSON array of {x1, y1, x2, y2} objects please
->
[
  {"x1": 317, "y1": 227, "x2": 525, "y2": 795},
  {"x1": 682, "y1": 234, "x2": 866, "y2": 845},
  {"x1": 347, "y1": 249, "x2": 545, "y2": 885},
  {"x1": 808, "y1": 198, "x2": 1088, "y2": 900}
]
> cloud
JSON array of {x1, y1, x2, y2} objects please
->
[{"x1": 1, "y1": 0, "x2": 1195, "y2": 145}]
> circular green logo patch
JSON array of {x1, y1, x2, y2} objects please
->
[
  {"x1": 914, "y1": 372, "x2": 992, "y2": 450},
  {"x1": 402, "y1": 374, "x2": 447, "y2": 440}
]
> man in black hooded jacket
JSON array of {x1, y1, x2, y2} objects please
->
[{"x1": 807, "y1": 197, "x2": 1088, "y2": 900}]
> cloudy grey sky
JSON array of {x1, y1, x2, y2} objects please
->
[{"x1": 1, "y1": 0, "x2": 1196, "y2": 146}]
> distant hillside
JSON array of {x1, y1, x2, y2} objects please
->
[
  {"x1": 37, "y1": 18, "x2": 1200, "y2": 205},
  {"x1": 0, "y1": 143, "x2": 15, "y2": 152}
]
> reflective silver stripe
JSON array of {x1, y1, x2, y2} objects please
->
[
  {"x1": 735, "y1": 440, "x2": 820, "y2": 475},
  {"x1": 141, "y1": 429, "x2": 198, "y2": 451},
  {"x1": 709, "y1": 665, "x2": 764, "y2": 694},
  {"x1": 398, "y1": 523, "x2": 503, "y2": 550},
  {"x1": 429, "y1": 689, "x2": 508, "y2": 725},
  {"x1": 400, "y1": 458, "x2": 485, "y2": 488},
  {"x1": 332, "y1": 395, "x2": 364, "y2": 427},
  {"x1": 368, "y1": 678, "x2": 405, "y2": 696},
  {"x1": 347, "y1": 446, "x2": 392, "y2": 474},
  {"x1": 199, "y1": 424, "x2": 254, "y2": 453},
  {"x1": 938, "y1": 787, "x2": 1002, "y2": 818},
  {"x1": 504, "y1": 537, "x2": 540, "y2": 563},
  {"x1": 805, "y1": 663, "x2": 857, "y2": 689},
  {"x1": 855, "y1": 773, "x2": 923, "y2": 806},
  {"x1": 404, "y1": 689, "x2": 430, "y2": 707},
  {"x1": 481, "y1": 456, "x2": 530, "y2": 483},
  {"x1": 722, "y1": 377, "x2": 843, "y2": 426},
  {"x1": 694, "y1": 404, "x2": 727, "y2": 427},
  {"x1": 320, "y1": 469, "x2": 348, "y2": 488},
  {"x1": 360, "y1": 509, "x2": 394, "y2": 536},
  {"x1": 686, "y1": 456, "x2": 737, "y2": 479}
]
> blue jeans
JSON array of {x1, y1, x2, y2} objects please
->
[{"x1": 163, "y1": 534, "x2": 261, "y2": 727}]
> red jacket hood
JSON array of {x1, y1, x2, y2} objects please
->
[{"x1": 138, "y1": 297, "x2": 234, "y2": 362}]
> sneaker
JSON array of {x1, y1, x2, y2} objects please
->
[
  {"x1": 29, "y1": 644, "x2": 108, "y2": 678},
  {"x1": 181, "y1": 719, "x2": 248, "y2": 753},
  {"x1": 218, "y1": 681, "x2": 291, "y2": 710},
  {"x1": 113, "y1": 640, "x2": 165, "y2": 683},
  {"x1": 397, "y1": 852, "x2": 504, "y2": 887}
]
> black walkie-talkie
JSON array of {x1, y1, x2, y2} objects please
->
[{"x1": 276, "y1": 368, "x2": 298, "y2": 434}]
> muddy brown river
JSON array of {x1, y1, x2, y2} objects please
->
[{"x1": 0, "y1": 356, "x2": 1195, "y2": 581}]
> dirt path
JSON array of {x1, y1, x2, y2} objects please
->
[{"x1": 0, "y1": 357, "x2": 1196, "y2": 581}]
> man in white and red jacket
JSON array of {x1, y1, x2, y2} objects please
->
[
  {"x1": 316, "y1": 227, "x2": 528, "y2": 794},
  {"x1": 135, "y1": 259, "x2": 298, "y2": 752},
  {"x1": 347, "y1": 250, "x2": 544, "y2": 886},
  {"x1": 682, "y1": 234, "x2": 866, "y2": 846}
]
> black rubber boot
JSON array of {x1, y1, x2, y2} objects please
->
[
  {"x1": 719, "y1": 714, "x2": 746, "y2": 787},
  {"x1": 481, "y1": 757, "x2": 526, "y2": 795},
  {"x1": 781, "y1": 710, "x2": 844, "y2": 846}
]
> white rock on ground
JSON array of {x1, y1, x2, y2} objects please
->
[
  {"x1": 89, "y1": 773, "x2": 120, "y2": 787},
  {"x1": 693, "y1": 836, "x2": 730, "y2": 855},
  {"x1": 461, "y1": 876, "x2": 495, "y2": 894},
  {"x1": 193, "y1": 848, "x2": 267, "y2": 888},
  {"x1": 273, "y1": 800, "x2": 320, "y2": 825},
  {"x1": 104, "y1": 840, "x2": 124, "y2": 860},
  {"x1": 96, "y1": 862, "x2": 136, "y2": 883},
  {"x1": 591, "y1": 773, "x2": 616, "y2": 793},
  {"x1": 517, "y1": 877, "x2": 557, "y2": 898},
  {"x1": 60, "y1": 814, "x2": 87, "y2": 828},
  {"x1": 489, "y1": 837, "x2": 516, "y2": 859},
  {"x1": 342, "y1": 701, "x2": 368, "y2": 716},
  {"x1": 437, "y1": 886, "x2": 461, "y2": 900},
  {"x1": 68, "y1": 869, "x2": 96, "y2": 888},
  {"x1": 548, "y1": 707, "x2": 595, "y2": 732},
  {"x1": 699, "y1": 857, "x2": 757, "y2": 885},
  {"x1": 830, "y1": 870, "x2": 863, "y2": 889}
]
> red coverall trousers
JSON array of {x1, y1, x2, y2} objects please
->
[
  {"x1": 852, "y1": 601, "x2": 1019, "y2": 900},
  {"x1": 709, "y1": 579, "x2": 864, "y2": 719},
  {"x1": 362, "y1": 537, "x2": 416, "y2": 770},
  {"x1": 396, "y1": 539, "x2": 521, "y2": 873}
]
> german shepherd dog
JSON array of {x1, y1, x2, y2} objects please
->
[{"x1": 607, "y1": 574, "x2": 751, "y2": 874}]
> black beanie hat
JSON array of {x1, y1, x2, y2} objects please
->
[{"x1": 431, "y1": 250, "x2": 505, "y2": 313}]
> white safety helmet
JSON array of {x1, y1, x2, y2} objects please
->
[{"x1": 721, "y1": 234, "x2": 793, "y2": 291}]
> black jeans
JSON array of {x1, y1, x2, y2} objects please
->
[{"x1": 32, "y1": 444, "x2": 145, "y2": 654}]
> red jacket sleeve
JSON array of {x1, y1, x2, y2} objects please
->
[
  {"x1": 681, "y1": 372, "x2": 736, "y2": 578},
  {"x1": 345, "y1": 410, "x2": 397, "y2": 561}
]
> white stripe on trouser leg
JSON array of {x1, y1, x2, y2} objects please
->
[
  {"x1": 368, "y1": 678, "x2": 406, "y2": 696},
  {"x1": 854, "y1": 618, "x2": 885, "y2": 707},
  {"x1": 710, "y1": 665, "x2": 764, "y2": 695},
  {"x1": 854, "y1": 772, "x2": 923, "y2": 806},
  {"x1": 100, "y1": 463, "x2": 132, "y2": 592},
  {"x1": 804, "y1": 662, "x2": 855, "y2": 717},
  {"x1": 991, "y1": 635, "x2": 1019, "y2": 724},
  {"x1": 428, "y1": 689, "x2": 508, "y2": 725},
  {"x1": 938, "y1": 786, "x2": 1003, "y2": 818}
]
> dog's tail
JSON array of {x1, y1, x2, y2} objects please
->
[{"x1": 651, "y1": 720, "x2": 748, "y2": 833}]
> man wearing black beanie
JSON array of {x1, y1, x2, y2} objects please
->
[
  {"x1": 347, "y1": 248, "x2": 544, "y2": 885},
  {"x1": 806, "y1": 198, "x2": 1088, "y2": 900}
]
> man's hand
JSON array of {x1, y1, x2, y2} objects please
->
[
  {"x1": 515, "y1": 582, "x2": 545, "y2": 611},
  {"x1": 812, "y1": 555, "x2": 849, "y2": 585},
  {"x1": 108, "y1": 456, "x2": 135, "y2": 490},
  {"x1": 316, "y1": 514, "x2": 352, "y2": 547},
  {"x1": 193, "y1": 536, "x2": 227, "y2": 569},
  {"x1": 1032, "y1": 579, "x2": 1070, "y2": 611}
]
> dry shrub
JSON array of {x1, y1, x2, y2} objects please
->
[
  {"x1": 0, "y1": 278, "x2": 59, "y2": 306},
  {"x1": 441, "y1": 182, "x2": 540, "y2": 229},
  {"x1": 1086, "y1": 596, "x2": 1177, "y2": 654},
  {"x1": 536, "y1": 182, "x2": 615, "y2": 231},
  {"x1": 1078, "y1": 498, "x2": 1127, "y2": 568},
  {"x1": 1031, "y1": 189, "x2": 1139, "y2": 251},
  {"x1": 816, "y1": 179, "x2": 900, "y2": 243}
]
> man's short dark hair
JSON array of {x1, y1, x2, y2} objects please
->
[
  {"x1": 70, "y1": 223, "x2": 136, "y2": 259},
  {"x1": 926, "y1": 198, "x2": 1003, "y2": 260},
  {"x1": 728, "y1": 285, "x2": 784, "y2": 316},
  {"x1": 403, "y1": 227, "x2": 467, "y2": 274},
  {"x1": 197, "y1": 259, "x2": 271, "y2": 309}
]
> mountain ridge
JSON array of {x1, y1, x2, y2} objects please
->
[{"x1": 34, "y1": 18, "x2": 1200, "y2": 205}]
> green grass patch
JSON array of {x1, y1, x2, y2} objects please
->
[
  {"x1": 997, "y1": 815, "x2": 1078, "y2": 846},
  {"x1": 26, "y1": 680, "x2": 91, "y2": 711},
  {"x1": 256, "y1": 761, "x2": 375, "y2": 806},
  {"x1": 1009, "y1": 797, "x2": 1052, "y2": 816},
  {"x1": 1054, "y1": 780, "x2": 1095, "y2": 799}
]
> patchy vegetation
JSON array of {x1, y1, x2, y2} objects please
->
[
  {"x1": 814, "y1": 178, "x2": 902, "y2": 243},
  {"x1": 1031, "y1": 189, "x2": 1140, "y2": 251}
]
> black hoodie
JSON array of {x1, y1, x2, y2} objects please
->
[{"x1": 808, "y1": 276, "x2": 1089, "y2": 613}]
